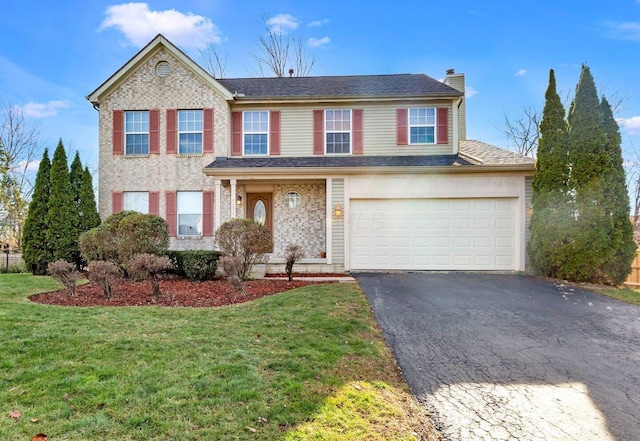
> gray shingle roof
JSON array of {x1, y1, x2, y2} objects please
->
[
  {"x1": 459, "y1": 139, "x2": 536, "y2": 166},
  {"x1": 205, "y1": 155, "x2": 473, "y2": 170},
  {"x1": 217, "y1": 74, "x2": 463, "y2": 99}
]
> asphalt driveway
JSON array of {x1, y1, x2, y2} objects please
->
[{"x1": 356, "y1": 272, "x2": 640, "y2": 441}]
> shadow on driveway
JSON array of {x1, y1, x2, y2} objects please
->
[{"x1": 356, "y1": 272, "x2": 640, "y2": 441}]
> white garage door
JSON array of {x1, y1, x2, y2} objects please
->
[{"x1": 350, "y1": 198, "x2": 517, "y2": 270}]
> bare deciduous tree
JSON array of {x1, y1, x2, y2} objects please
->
[
  {"x1": 253, "y1": 14, "x2": 315, "y2": 77},
  {"x1": 0, "y1": 103, "x2": 44, "y2": 247},
  {"x1": 501, "y1": 106, "x2": 541, "y2": 158},
  {"x1": 199, "y1": 45, "x2": 229, "y2": 78}
]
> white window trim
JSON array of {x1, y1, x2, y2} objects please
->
[
  {"x1": 124, "y1": 110, "x2": 149, "y2": 155},
  {"x1": 177, "y1": 191, "x2": 203, "y2": 237},
  {"x1": 178, "y1": 110, "x2": 203, "y2": 155},
  {"x1": 243, "y1": 111, "x2": 269, "y2": 156},
  {"x1": 325, "y1": 109, "x2": 352, "y2": 155},
  {"x1": 408, "y1": 107, "x2": 437, "y2": 145}
]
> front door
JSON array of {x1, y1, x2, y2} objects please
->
[{"x1": 247, "y1": 193, "x2": 273, "y2": 232}]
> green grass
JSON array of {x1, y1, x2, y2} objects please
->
[
  {"x1": 589, "y1": 285, "x2": 640, "y2": 306},
  {"x1": 0, "y1": 274, "x2": 437, "y2": 440}
]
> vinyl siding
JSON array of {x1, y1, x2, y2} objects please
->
[{"x1": 332, "y1": 179, "x2": 345, "y2": 265}]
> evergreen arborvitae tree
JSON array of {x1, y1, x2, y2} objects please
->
[
  {"x1": 600, "y1": 96, "x2": 636, "y2": 284},
  {"x1": 529, "y1": 69, "x2": 571, "y2": 276},
  {"x1": 562, "y1": 65, "x2": 616, "y2": 283},
  {"x1": 45, "y1": 140, "x2": 78, "y2": 263},
  {"x1": 80, "y1": 166, "x2": 101, "y2": 231},
  {"x1": 22, "y1": 149, "x2": 52, "y2": 274}
]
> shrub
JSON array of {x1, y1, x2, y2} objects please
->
[
  {"x1": 218, "y1": 255, "x2": 245, "y2": 296},
  {"x1": 284, "y1": 244, "x2": 305, "y2": 281},
  {"x1": 167, "y1": 250, "x2": 221, "y2": 281},
  {"x1": 87, "y1": 260, "x2": 120, "y2": 299},
  {"x1": 48, "y1": 259, "x2": 82, "y2": 296},
  {"x1": 127, "y1": 253, "x2": 173, "y2": 297},
  {"x1": 215, "y1": 218, "x2": 273, "y2": 281}
]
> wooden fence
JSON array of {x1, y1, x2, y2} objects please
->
[{"x1": 624, "y1": 250, "x2": 640, "y2": 286}]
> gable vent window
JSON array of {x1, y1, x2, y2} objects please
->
[{"x1": 156, "y1": 61, "x2": 171, "y2": 77}]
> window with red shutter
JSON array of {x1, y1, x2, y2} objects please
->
[
  {"x1": 270, "y1": 111, "x2": 281, "y2": 155},
  {"x1": 352, "y1": 109, "x2": 363, "y2": 154},
  {"x1": 165, "y1": 191, "x2": 177, "y2": 237},
  {"x1": 396, "y1": 109, "x2": 408, "y2": 145},
  {"x1": 166, "y1": 109, "x2": 177, "y2": 154},
  {"x1": 112, "y1": 110, "x2": 124, "y2": 155},
  {"x1": 149, "y1": 109, "x2": 159, "y2": 154},
  {"x1": 437, "y1": 107, "x2": 449, "y2": 144},
  {"x1": 203, "y1": 191, "x2": 214, "y2": 236},
  {"x1": 112, "y1": 191, "x2": 123, "y2": 213},
  {"x1": 313, "y1": 110, "x2": 324, "y2": 155},
  {"x1": 231, "y1": 111, "x2": 242, "y2": 156},
  {"x1": 203, "y1": 108, "x2": 214, "y2": 153}
]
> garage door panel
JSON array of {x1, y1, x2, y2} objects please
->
[{"x1": 350, "y1": 198, "x2": 517, "y2": 270}]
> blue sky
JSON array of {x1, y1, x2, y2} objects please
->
[{"x1": 1, "y1": 0, "x2": 640, "y2": 174}]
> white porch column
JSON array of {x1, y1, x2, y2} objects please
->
[
  {"x1": 214, "y1": 179, "x2": 222, "y2": 231},
  {"x1": 230, "y1": 179, "x2": 237, "y2": 219},
  {"x1": 326, "y1": 178, "x2": 333, "y2": 265}
]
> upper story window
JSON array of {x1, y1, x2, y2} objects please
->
[
  {"x1": 243, "y1": 111, "x2": 269, "y2": 155},
  {"x1": 325, "y1": 109, "x2": 351, "y2": 154},
  {"x1": 178, "y1": 110, "x2": 203, "y2": 154},
  {"x1": 125, "y1": 111, "x2": 149, "y2": 155},
  {"x1": 409, "y1": 108, "x2": 436, "y2": 144},
  {"x1": 123, "y1": 191, "x2": 149, "y2": 214}
]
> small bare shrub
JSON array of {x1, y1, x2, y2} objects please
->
[
  {"x1": 214, "y1": 218, "x2": 273, "y2": 281},
  {"x1": 218, "y1": 255, "x2": 245, "y2": 297},
  {"x1": 284, "y1": 244, "x2": 305, "y2": 281},
  {"x1": 48, "y1": 260, "x2": 82, "y2": 296},
  {"x1": 87, "y1": 260, "x2": 121, "y2": 299},
  {"x1": 127, "y1": 253, "x2": 173, "y2": 297}
]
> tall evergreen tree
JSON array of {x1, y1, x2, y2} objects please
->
[
  {"x1": 529, "y1": 69, "x2": 571, "y2": 276},
  {"x1": 79, "y1": 166, "x2": 101, "y2": 231},
  {"x1": 22, "y1": 149, "x2": 51, "y2": 274},
  {"x1": 45, "y1": 140, "x2": 77, "y2": 263},
  {"x1": 600, "y1": 96, "x2": 636, "y2": 284}
]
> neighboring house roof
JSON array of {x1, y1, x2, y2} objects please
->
[
  {"x1": 217, "y1": 74, "x2": 463, "y2": 100},
  {"x1": 459, "y1": 139, "x2": 536, "y2": 166}
]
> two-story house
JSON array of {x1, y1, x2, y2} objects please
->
[{"x1": 87, "y1": 34, "x2": 535, "y2": 274}]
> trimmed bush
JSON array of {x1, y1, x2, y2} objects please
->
[
  {"x1": 87, "y1": 260, "x2": 120, "y2": 299},
  {"x1": 48, "y1": 259, "x2": 82, "y2": 296},
  {"x1": 284, "y1": 244, "x2": 305, "y2": 281},
  {"x1": 167, "y1": 250, "x2": 221, "y2": 281},
  {"x1": 127, "y1": 253, "x2": 173, "y2": 297},
  {"x1": 215, "y1": 218, "x2": 273, "y2": 281}
]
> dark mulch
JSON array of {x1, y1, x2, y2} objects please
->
[{"x1": 29, "y1": 277, "x2": 330, "y2": 308}]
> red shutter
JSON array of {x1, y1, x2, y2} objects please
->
[
  {"x1": 270, "y1": 111, "x2": 281, "y2": 155},
  {"x1": 437, "y1": 107, "x2": 449, "y2": 144},
  {"x1": 203, "y1": 108, "x2": 214, "y2": 153},
  {"x1": 352, "y1": 109, "x2": 363, "y2": 154},
  {"x1": 149, "y1": 109, "x2": 160, "y2": 154},
  {"x1": 313, "y1": 110, "x2": 324, "y2": 155},
  {"x1": 231, "y1": 111, "x2": 242, "y2": 156},
  {"x1": 203, "y1": 191, "x2": 214, "y2": 236},
  {"x1": 112, "y1": 110, "x2": 124, "y2": 155},
  {"x1": 149, "y1": 192, "x2": 159, "y2": 216},
  {"x1": 112, "y1": 191, "x2": 123, "y2": 213},
  {"x1": 166, "y1": 109, "x2": 177, "y2": 154},
  {"x1": 396, "y1": 109, "x2": 408, "y2": 145},
  {"x1": 166, "y1": 191, "x2": 177, "y2": 237}
]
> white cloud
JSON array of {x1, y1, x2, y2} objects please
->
[
  {"x1": 15, "y1": 159, "x2": 41, "y2": 173},
  {"x1": 308, "y1": 36, "x2": 331, "y2": 48},
  {"x1": 308, "y1": 18, "x2": 329, "y2": 27},
  {"x1": 604, "y1": 21, "x2": 640, "y2": 42},
  {"x1": 266, "y1": 13, "x2": 299, "y2": 35},
  {"x1": 618, "y1": 116, "x2": 640, "y2": 135},
  {"x1": 18, "y1": 100, "x2": 70, "y2": 118},
  {"x1": 99, "y1": 3, "x2": 221, "y2": 50},
  {"x1": 515, "y1": 69, "x2": 527, "y2": 76},
  {"x1": 465, "y1": 86, "x2": 478, "y2": 98}
]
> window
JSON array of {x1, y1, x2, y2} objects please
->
[
  {"x1": 123, "y1": 192, "x2": 149, "y2": 213},
  {"x1": 125, "y1": 111, "x2": 149, "y2": 155},
  {"x1": 284, "y1": 191, "x2": 301, "y2": 208},
  {"x1": 177, "y1": 191, "x2": 202, "y2": 236},
  {"x1": 243, "y1": 111, "x2": 269, "y2": 155},
  {"x1": 178, "y1": 110, "x2": 203, "y2": 154},
  {"x1": 409, "y1": 108, "x2": 436, "y2": 144},
  {"x1": 326, "y1": 109, "x2": 351, "y2": 154}
]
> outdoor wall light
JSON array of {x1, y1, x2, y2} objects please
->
[
  {"x1": 236, "y1": 195, "x2": 243, "y2": 206},
  {"x1": 334, "y1": 203, "x2": 343, "y2": 217}
]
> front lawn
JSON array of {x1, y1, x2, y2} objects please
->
[
  {"x1": 588, "y1": 285, "x2": 640, "y2": 306},
  {"x1": 0, "y1": 274, "x2": 439, "y2": 440}
]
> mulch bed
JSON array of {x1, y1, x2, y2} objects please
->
[{"x1": 29, "y1": 277, "x2": 331, "y2": 308}]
